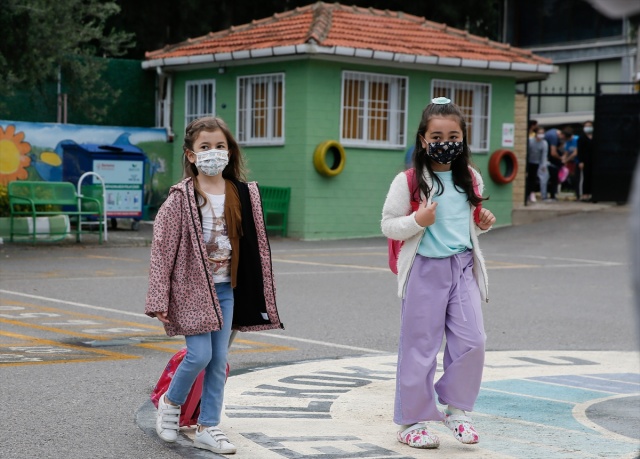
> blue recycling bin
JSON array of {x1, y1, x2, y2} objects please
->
[{"x1": 62, "y1": 143, "x2": 147, "y2": 230}]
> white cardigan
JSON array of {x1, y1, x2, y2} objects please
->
[{"x1": 381, "y1": 168, "x2": 490, "y2": 301}]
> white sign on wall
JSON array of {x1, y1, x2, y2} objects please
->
[{"x1": 501, "y1": 123, "x2": 515, "y2": 147}]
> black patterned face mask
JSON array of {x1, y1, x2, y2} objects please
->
[{"x1": 427, "y1": 141, "x2": 464, "y2": 164}]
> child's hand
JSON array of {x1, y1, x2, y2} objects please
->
[
  {"x1": 414, "y1": 200, "x2": 438, "y2": 227},
  {"x1": 476, "y1": 208, "x2": 496, "y2": 230},
  {"x1": 154, "y1": 311, "x2": 170, "y2": 324}
]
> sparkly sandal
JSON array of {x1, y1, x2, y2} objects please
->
[
  {"x1": 443, "y1": 410, "x2": 480, "y2": 444},
  {"x1": 397, "y1": 423, "x2": 440, "y2": 449}
]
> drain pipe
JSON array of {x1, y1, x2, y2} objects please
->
[{"x1": 156, "y1": 66, "x2": 174, "y2": 140}]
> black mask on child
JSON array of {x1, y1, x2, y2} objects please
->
[{"x1": 426, "y1": 141, "x2": 464, "y2": 164}]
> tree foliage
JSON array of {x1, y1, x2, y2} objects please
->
[{"x1": 0, "y1": 0, "x2": 134, "y2": 122}]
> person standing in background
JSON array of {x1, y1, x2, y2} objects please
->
[
  {"x1": 577, "y1": 121, "x2": 594, "y2": 201},
  {"x1": 559, "y1": 127, "x2": 579, "y2": 198},
  {"x1": 528, "y1": 119, "x2": 538, "y2": 139},
  {"x1": 527, "y1": 127, "x2": 549, "y2": 203},
  {"x1": 544, "y1": 128, "x2": 563, "y2": 201}
]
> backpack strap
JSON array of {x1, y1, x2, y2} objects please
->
[
  {"x1": 469, "y1": 167, "x2": 482, "y2": 224},
  {"x1": 404, "y1": 168, "x2": 420, "y2": 212}
]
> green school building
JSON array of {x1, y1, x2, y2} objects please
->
[{"x1": 143, "y1": 2, "x2": 554, "y2": 240}]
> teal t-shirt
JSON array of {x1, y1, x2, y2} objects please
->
[{"x1": 417, "y1": 171, "x2": 472, "y2": 258}]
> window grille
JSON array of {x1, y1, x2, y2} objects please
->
[
  {"x1": 431, "y1": 79, "x2": 491, "y2": 151},
  {"x1": 341, "y1": 71, "x2": 407, "y2": 148},
  {"x1": 185, "y1": 80, "x2": 215, "y2": 125},
  {"x1": 237, "y1": 74, "x2": 284, "y2": 145}
]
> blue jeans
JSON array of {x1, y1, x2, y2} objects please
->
[{"x1": 166, "y1": 282, "x2": 233, "y2": 426}]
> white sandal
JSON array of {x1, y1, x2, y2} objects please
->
[
  {"x1": 443, "y1": 410, "x2": 480, "y2": 444},
  {"x1": 397, "y1": 423, "x2": 440, "y2": 449}
]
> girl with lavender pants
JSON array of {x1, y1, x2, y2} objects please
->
[
  {"x1": 394, "y1": 250, "x2": 485, "y2": 424},
  {"x1": 382, "y1": 99, "x2": 495, "y2": 450}
]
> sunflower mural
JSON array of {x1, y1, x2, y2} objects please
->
[{"x1": 0, "y1": 125, "x2": 31, "y2": 185}]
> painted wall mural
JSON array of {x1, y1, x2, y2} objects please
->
[
  {"x1": 0, "y1": 125, "x2": 33, "y2": 185},
  {"x1": 0, "y1": 120, "x2": 174, "y2": 216}
]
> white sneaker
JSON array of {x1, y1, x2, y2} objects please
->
[
  {"x1": 156, "y1": 393, "x2": 180, "y2": 442},
  {"x1": 529, "y1": 192, "x2": 537, "y2": 202},
  {"x1": 194, "y1": 426, "x2": 237, "y2": 454}
]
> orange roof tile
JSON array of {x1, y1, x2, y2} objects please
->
[{"x1": 145, "y1": 2, "x2": 552, "y2": 69}]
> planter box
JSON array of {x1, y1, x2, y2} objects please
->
[{"x1": 0, "y1": 215, "x2": 70, "y2": 242}]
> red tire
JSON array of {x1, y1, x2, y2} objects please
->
[{"x1": 488, "y1": 149, "x2": 518, "y2": 184}]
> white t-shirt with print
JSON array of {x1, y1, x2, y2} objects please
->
[{"x1": 200, "y1": 192, "x2": 232, "y2": 283}]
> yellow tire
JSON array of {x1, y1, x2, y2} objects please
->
[{"x1": 313, "y1": 140, "x2": 346, "y2": 177}]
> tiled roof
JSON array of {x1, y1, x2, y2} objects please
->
[{"x1": 144, "y1": 2, "x2": 552, "y2": 71}]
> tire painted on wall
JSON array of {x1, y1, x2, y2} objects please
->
[
  {"x1": 313, "y1": 140, "x2": 346, "y2": 177},
  {"x1": 488, "y1": 149, "x2": 518, "y2": 184}
]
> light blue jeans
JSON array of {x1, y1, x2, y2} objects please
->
[{"x1": 166, "y1": 282, "x2": 233, "y2": 427}]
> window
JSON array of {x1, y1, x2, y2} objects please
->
[
  {"x1": 185, "y1": 80, "x2": 216, "y2": 125},
  {"x1": 341, "y1": 71, "x2": 407, "y2": 148},
  {"x1": 237, "y1": 73, "x2": 284, "y2": 145},
  {"x1": 431, "y1": 80, "x2": 490, "y2": 151}
]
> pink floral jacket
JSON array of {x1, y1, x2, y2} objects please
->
[{"x1": 144, "y1": 177, "x2": 282, "y2": 336}]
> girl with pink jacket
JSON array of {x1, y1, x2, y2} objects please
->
[{"x1": 145, "y1": 117, "x2": 283, "y2": 454}]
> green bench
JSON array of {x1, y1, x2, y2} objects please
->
[
  {"x1": 259, "y1": 186, "x2": 291, "y2": 237},
  {"x1": 8, "y1": 181, "x2": 104, "y2": 243}
]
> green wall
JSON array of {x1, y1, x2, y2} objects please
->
[
  {"x1": 484, "y1": 81, "x2": 517, "y2": 227},
  {"x1": 169, "y1": 59, "x2": 517, "y2": 239}
]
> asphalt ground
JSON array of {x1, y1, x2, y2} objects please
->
[{"x1": 0, "y1": 204, "x2": 638, "y2": 459}]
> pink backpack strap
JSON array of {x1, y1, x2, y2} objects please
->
[
  {"x1": 469, "y1": 167, "x2": 482, "y2": 224},
  {"x1": 388, "y1": 168, "x2": 419, "y2": 275},
  {"x1": 405, "y1": 168, "x2": 420, "y2": 211}
]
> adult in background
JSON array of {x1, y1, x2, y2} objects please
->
[
  {"x1": 526, "y1": 127, "x2": 548, "y2": 202},
  {"x1": 577, "y1": 121, "x2": 594, "y2": 201},
  {"x1": 559, "y1": 127, "x2": 579, "y2": 197},
  {"x1": 528, "y1": 119, "x2": 538, "y2": 139},
  {"x1": 544, "y1": 127, "x2": 563, "y2": 201}
]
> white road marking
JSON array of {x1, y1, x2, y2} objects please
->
[
  {"x1": 0, "y1": 289, "x2": 387, "y2": 354},
  {"x1": 572, "y1": 393, "x2": 640, "y2": 444},
  {"x1": 272, "y1": 258, "x2": 388, "y2": 272},
  {"x1": 0, "y1": 290, "x2": 147, "y2": 318}
]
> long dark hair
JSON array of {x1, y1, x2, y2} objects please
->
[
  {"x1": 182, "y1": 116, "x2": 247, "y2": 207},
  {"x1": 412, "y1": 102, "x2": 484, "y2": 207}
]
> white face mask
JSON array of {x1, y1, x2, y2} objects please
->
[
  {"x1": 536, "y1": 133, "x2": 545, "y2": 140},
  {"x1": 194, "y1": 149, "x2": 229, "y2": 176},
  {"x1": 583, "y1": 126, "x2": 593, "y2": 134}
]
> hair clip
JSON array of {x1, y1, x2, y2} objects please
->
[{"x1": 432, "y1": 97, "x2": 451, "y2": 105}]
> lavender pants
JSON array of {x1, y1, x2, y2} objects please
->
[{"x1": 394, "y1": 250, "x2": 486, "y2": 425}]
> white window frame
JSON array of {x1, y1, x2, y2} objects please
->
[
  {"x1": 431, "y1": 79, "x2": 491, "y2": 152},
  {"x1": 236, "y1": 73, "x2": 285, "y2": 145},
  {"x1": 185, "y1": 79, "x2": 216, "y2": 126},
  {"x1": 340, "y1": 71, "x2": 408, "y2": 149}
]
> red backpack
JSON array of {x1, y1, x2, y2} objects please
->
[
  {"x1": 151, "y1": 348, "x2": 230, "y2": 426},
  {"x1": 387, "y1": 168, "x2": 482, "y2": 274}
]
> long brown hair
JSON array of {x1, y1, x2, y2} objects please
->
[
  {"x1": 182, "y1": 116, "x2": 247, "y2": 206},
  {"x1": 412, "y1": 102, "x2": 484, "y2": 207}
]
